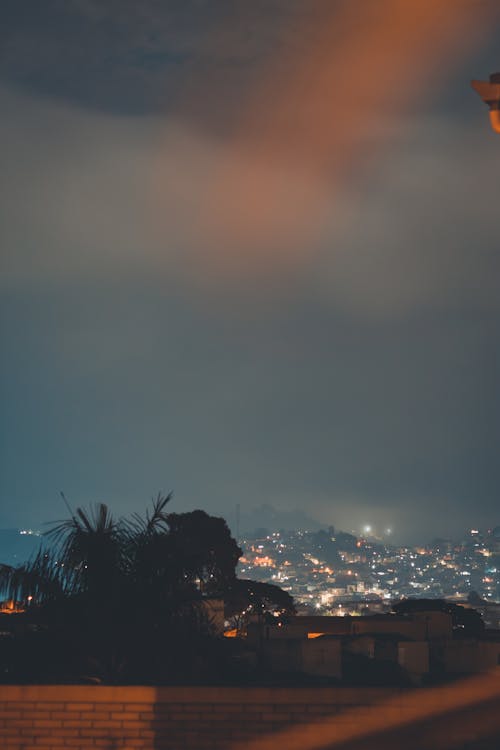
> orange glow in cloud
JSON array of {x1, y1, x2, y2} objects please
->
[{"x1": 159, "y1": 1, "x2": 497, "y2": 280}]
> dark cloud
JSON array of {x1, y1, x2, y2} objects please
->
[
  {"x1": 0, "y1": 0, "x2": 302, "y2": 125},
  {"x1": 0, "y1": 3, "x2": 499, "y2": 543},
  {"x1": 3, "y1": 0, "x2": 498, "y2": 124}
]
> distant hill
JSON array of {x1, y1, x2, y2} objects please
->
[
  {"x1": 0, "y1": 529, "x2": 43, "y2": 566},
  {"x1": 238, "y1": 504, "x2": 324, "y2": 535}
]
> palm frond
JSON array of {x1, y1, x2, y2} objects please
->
[
  {"x1": 0, "y1": 563, "x2": 16, "y2": 599},
  {"x1": 0, "y1": 548, "x2": 72, "y2": 605},
  {"x1": 122, "y1": 493, "x2": 172, "y2": 538},
  {"x1": 42, "y1": 503, "x2": 125, "y2": 601}
]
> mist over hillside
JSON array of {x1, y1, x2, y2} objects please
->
[{"x1": 233, "y1": 504, "x2": 324, "y2": 536}]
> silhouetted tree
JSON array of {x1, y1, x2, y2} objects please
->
[
  {"x1": 166, "y1": 510, "x2": 242, "y2": 593},
  {"x1": 392, "y1": 598, "x2": 484, "y2": 637},
  {"x1": 224, "y1": 579, "x2": 295, "y2": 632},
  {"x1": 0, "y1": 496, "x2": 244, "y2": 683}
]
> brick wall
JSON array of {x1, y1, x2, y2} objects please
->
[{"x1": 0, "y1": 684, "x2": 393, "y2": 749}]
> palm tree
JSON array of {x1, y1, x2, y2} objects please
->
[
  {"x1": 0, "y1": 495, "x2": 241, "y2": 683},
  {"x1": 46, "y1": 502, "x2": 124, "y2": 602}
]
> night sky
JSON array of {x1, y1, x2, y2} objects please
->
[{"x1": 1, "y1": 1, "x2": 499, "y2": 543}]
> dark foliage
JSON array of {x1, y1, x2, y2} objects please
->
[
  {"x1": 392, "y1": 598, "x2": 484, "y2": 637},
  {"x1": 224, "y1": 579, "x2": 296, "y2": 633},
  {"x1": 0, "y1": 497, "x2": 249, "y2": 684},
  {"x1": 166, "y1": 510, "x2": 242, "y2": 594}
]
